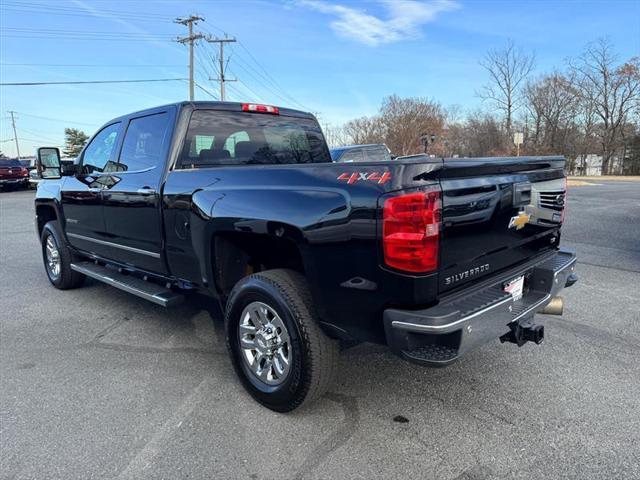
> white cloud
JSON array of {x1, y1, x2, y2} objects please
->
[{"x1": 298, "y1": 0, "x2": 459, "y2": 46}]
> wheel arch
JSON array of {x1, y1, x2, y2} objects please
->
[
  {"x1": 210, "y1": 229, "x2": 307, "y2": 301},
  {"x1": 35, "y1": 202, "x2": 60, "y2": 237}
]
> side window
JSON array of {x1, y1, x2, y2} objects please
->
[
  {"x1": 339, "y1": 149, "x2": 364, "y2": 163},
  {"x1": 118, "y1": 112, "x2": 170, "y2": 172},
  {"x1": 82, "y1": 123, "x2": 120, "y2": 174},
  {"x1": 224, "y1": 131, "x2": 250, "y2": 157}
]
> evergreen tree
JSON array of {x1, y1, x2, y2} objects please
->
[{"x1": 63, "y1": 128, "x2": 89, "y2": 158}]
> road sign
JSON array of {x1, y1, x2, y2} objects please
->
[{"x1": 513, "y1": 132, "x2": 524, "y2": 145}]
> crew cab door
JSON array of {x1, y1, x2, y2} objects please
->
[
  {"x1": 100, "y1": 108, "x2": 175, "y2": 274},
  {"x1": 62, "y1": 122, "x2": 123, "y2": 259}
]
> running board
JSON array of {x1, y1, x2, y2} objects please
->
[{"x1": 70, "y1": 262, "x2": 184, "y2": 307}]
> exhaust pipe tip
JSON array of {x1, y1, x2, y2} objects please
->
[{"x1": 541, "y1": 296, "x2": 563, "y2": 316}]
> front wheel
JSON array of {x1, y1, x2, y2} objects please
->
[
  {"x1": 41, "y1": 221, "x2": 85, "y2": 290},
  {"x1": 225, "y1": 269, "x2": 339, "y2": 412}
]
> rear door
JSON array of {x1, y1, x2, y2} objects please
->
[
  {"x1": 437, "y1": 157, "x2": 566, "y2": 293},
  {"x1": 100, "y1": 108, "x2": 175, "y2": 274}
]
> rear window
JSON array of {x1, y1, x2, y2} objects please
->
[
  {"x1": 365, "y1": 147, "x2": 392, "y2": 162},
  {"x1": 338, "y1": 149, "x2": 364, "y2": 163},
  {"x1": 178, "y1": 110, "x2": 331, "y2": 168}
]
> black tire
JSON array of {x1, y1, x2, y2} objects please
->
[
  {"x1": 225, "y1": 269, "x2": 339, "y2": 412},
  {"x1": 41, "y1": 220, "x2": 85, "y2": 290}
]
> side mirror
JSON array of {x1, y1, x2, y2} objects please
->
[
  {"x1": 36, "y1": 147, "x2": 61, "y2": 179},
  {"x1": 61, "y1": 161, "x2": 81, "y2": 176}
]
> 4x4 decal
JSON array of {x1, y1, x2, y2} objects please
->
[{"x1": 337, "y1": 171, "x2": 392, "y2": 185}]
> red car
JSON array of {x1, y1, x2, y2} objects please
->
[{"x1": 0, "y1": 159, "x2": 30, "y2": 190}]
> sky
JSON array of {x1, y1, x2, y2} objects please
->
[{"x1": 0, "y1": 0, "x2": 639, "y2": 157}]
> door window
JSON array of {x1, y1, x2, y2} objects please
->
[
  {"x1": 82, "y1": 123, "x2": 120, "y2": 173},
  {"x1": 118, "y1": 112, "x2": 170, "y2": 172}
]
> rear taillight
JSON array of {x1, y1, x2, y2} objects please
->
[
  {"x1": 242, "y1": 103, "x2": 279, "y2": 115},
  {"x1": 21, "y1": 167, "x2": 28, "y2": 176},
  {"x1": 383, "y1": 187, "x2": 441, "y2": 273}
]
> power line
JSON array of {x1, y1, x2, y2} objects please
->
[
  {"x1": 0, "y1": 2, "x2": 173, "y2": 22},
  {"x1": 1, "y1": 63, "x2": 185, "y2": 67},
  {"x1": 199, "y1": 22, "x2": 310, "y2": 110},
  {"x1": 193, "y1": 81, "x2": 218, "y2": 100},
  {"x1": 2, "y1": 0, "x2": 171, "y2": 18},
  {"x1": 1, "y1": 34, "x2": 176, "y2": 42},
  {"x1": 1, "y1": 78, "x2": 188, "y2": 86},
  {"x1": 9, "y1": 112, "x2": 99, "y2": 127},
  {"x1": 225, "y1": 56, "x2": 298, "y2": 107},
  {"x1": 3, "y1": 27, "x2": 177, "y2": 35},
  {"x1": 0, "y1": 7, "x2": 172, "y2": 22},
  {"x1": 236, "y1": 41, "x2": 310, "y2": 110},
  {"x1": 234, "y1": 76, "x2": 265, "y2": 103}
]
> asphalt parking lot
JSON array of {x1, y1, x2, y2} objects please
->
[{"x1": 1, "y1": 182, "x2": 639, "y2": 480}]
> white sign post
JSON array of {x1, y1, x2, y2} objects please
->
[{"x1": 513, "y1": 132, "x2": 524, "y2": 156}]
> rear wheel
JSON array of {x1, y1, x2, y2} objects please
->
[
  {"x1": 41, "y1": 221, "x2": 85, "y2": 289},
  {"x1": 225, "y1": 269, "x2": 339, "y2": 412}
]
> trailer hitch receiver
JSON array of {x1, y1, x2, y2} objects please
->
[{"x1": 500, "y1": 319, "x2": 544, "y2": 347}]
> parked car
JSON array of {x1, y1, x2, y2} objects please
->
[
  {"x1": 34, "y1": 101, "x2": 577, "y2": 412},
  {"x1": 0, "y1": 159, "x2": 30, "y2": 190},
  {"x1": 330, "y1": 143, "x2": 392, "y2": 162}
]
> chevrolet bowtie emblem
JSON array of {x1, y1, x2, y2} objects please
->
[{"x1": 508, "y1": 211, "x2": 530, "y2": 230}]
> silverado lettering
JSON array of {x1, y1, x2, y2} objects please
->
[{"x1": 444, "y1": 264, "x2": 491, "y2": 286}]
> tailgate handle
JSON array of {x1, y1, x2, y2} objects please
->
[{"x1": 513, "y1": 182, "x2": 532, "y2": 207}]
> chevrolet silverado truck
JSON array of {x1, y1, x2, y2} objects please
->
[{"x1": 34, "y1": 101, "x2": 577, "y2": 412}]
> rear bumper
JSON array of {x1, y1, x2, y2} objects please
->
[
  {"x1": 0, "y1": 178, "x2": 29, "y2": 185},
  {"x1": 383, "y1": 249, "x2": 577, "y2": 367}
]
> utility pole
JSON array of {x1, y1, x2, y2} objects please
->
[
  {"x1": 175, "y1": 15, "x2": 205, "y2": 101},
  {"x1": 8, "y1": 111, "x2": 20, "y2": 160},
  {"x1": 206, "y1": 37, "x2": 236, "y2": 101}
]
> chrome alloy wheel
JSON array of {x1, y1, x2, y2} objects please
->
[
  {"x1": 45, "y1": 235, "x2": 61, "y2": 278},
  {"x1": 239, "y1": 301, "x2": 291, "y2": 386}
]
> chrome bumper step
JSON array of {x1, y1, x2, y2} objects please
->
[{"x1": 70, "y1": 262, "x2": 184, "y2": 307}]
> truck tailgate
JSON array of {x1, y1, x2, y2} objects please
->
[{"x1": 437, "y1": 156, "x2": 566, "y2": 293}]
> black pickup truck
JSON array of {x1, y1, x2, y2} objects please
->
[{"x1": 34, "y1": 101, "x2": 577, "y2": 411}]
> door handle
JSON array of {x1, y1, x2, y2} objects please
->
[
  {"x1": 136, "y1": 187, "x2": 156, "y2": 195},
  {"x1": 87, "y1": 187, "x2": 102, "y2": 193}
]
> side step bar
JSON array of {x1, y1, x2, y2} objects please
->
[{"x1": 70, "y1": 262, "x2": 184, "y2": 307}]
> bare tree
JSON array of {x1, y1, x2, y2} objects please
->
[
  {"x1": 462, "y1": 111, "x2": 510, "y2": 157},
  {"x1": 342, "y1": 116, "x2": 385, "y2": 145},
  {"x1": 524, "y1": 73, "x2": 579, "y2": 155},
  {"x1": 570, "y1": 38, "x2": 640, "y2": 174},
  {"x1": 321, "y1": 122, "x2": 349, "y2": 148},
  {"x1": 379, "y1": 95, "x2": 445, "y2": 156},
  {"x1": 478, "y1": 39, "x2": 535, "y2": 137}
]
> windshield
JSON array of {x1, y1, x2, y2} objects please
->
[
  {"x1": 0, "y1": 159, "x2": 22, "y2": 167},
  {"x1": 178, "y1": 111, "x2": 331, "y2": 168}
]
